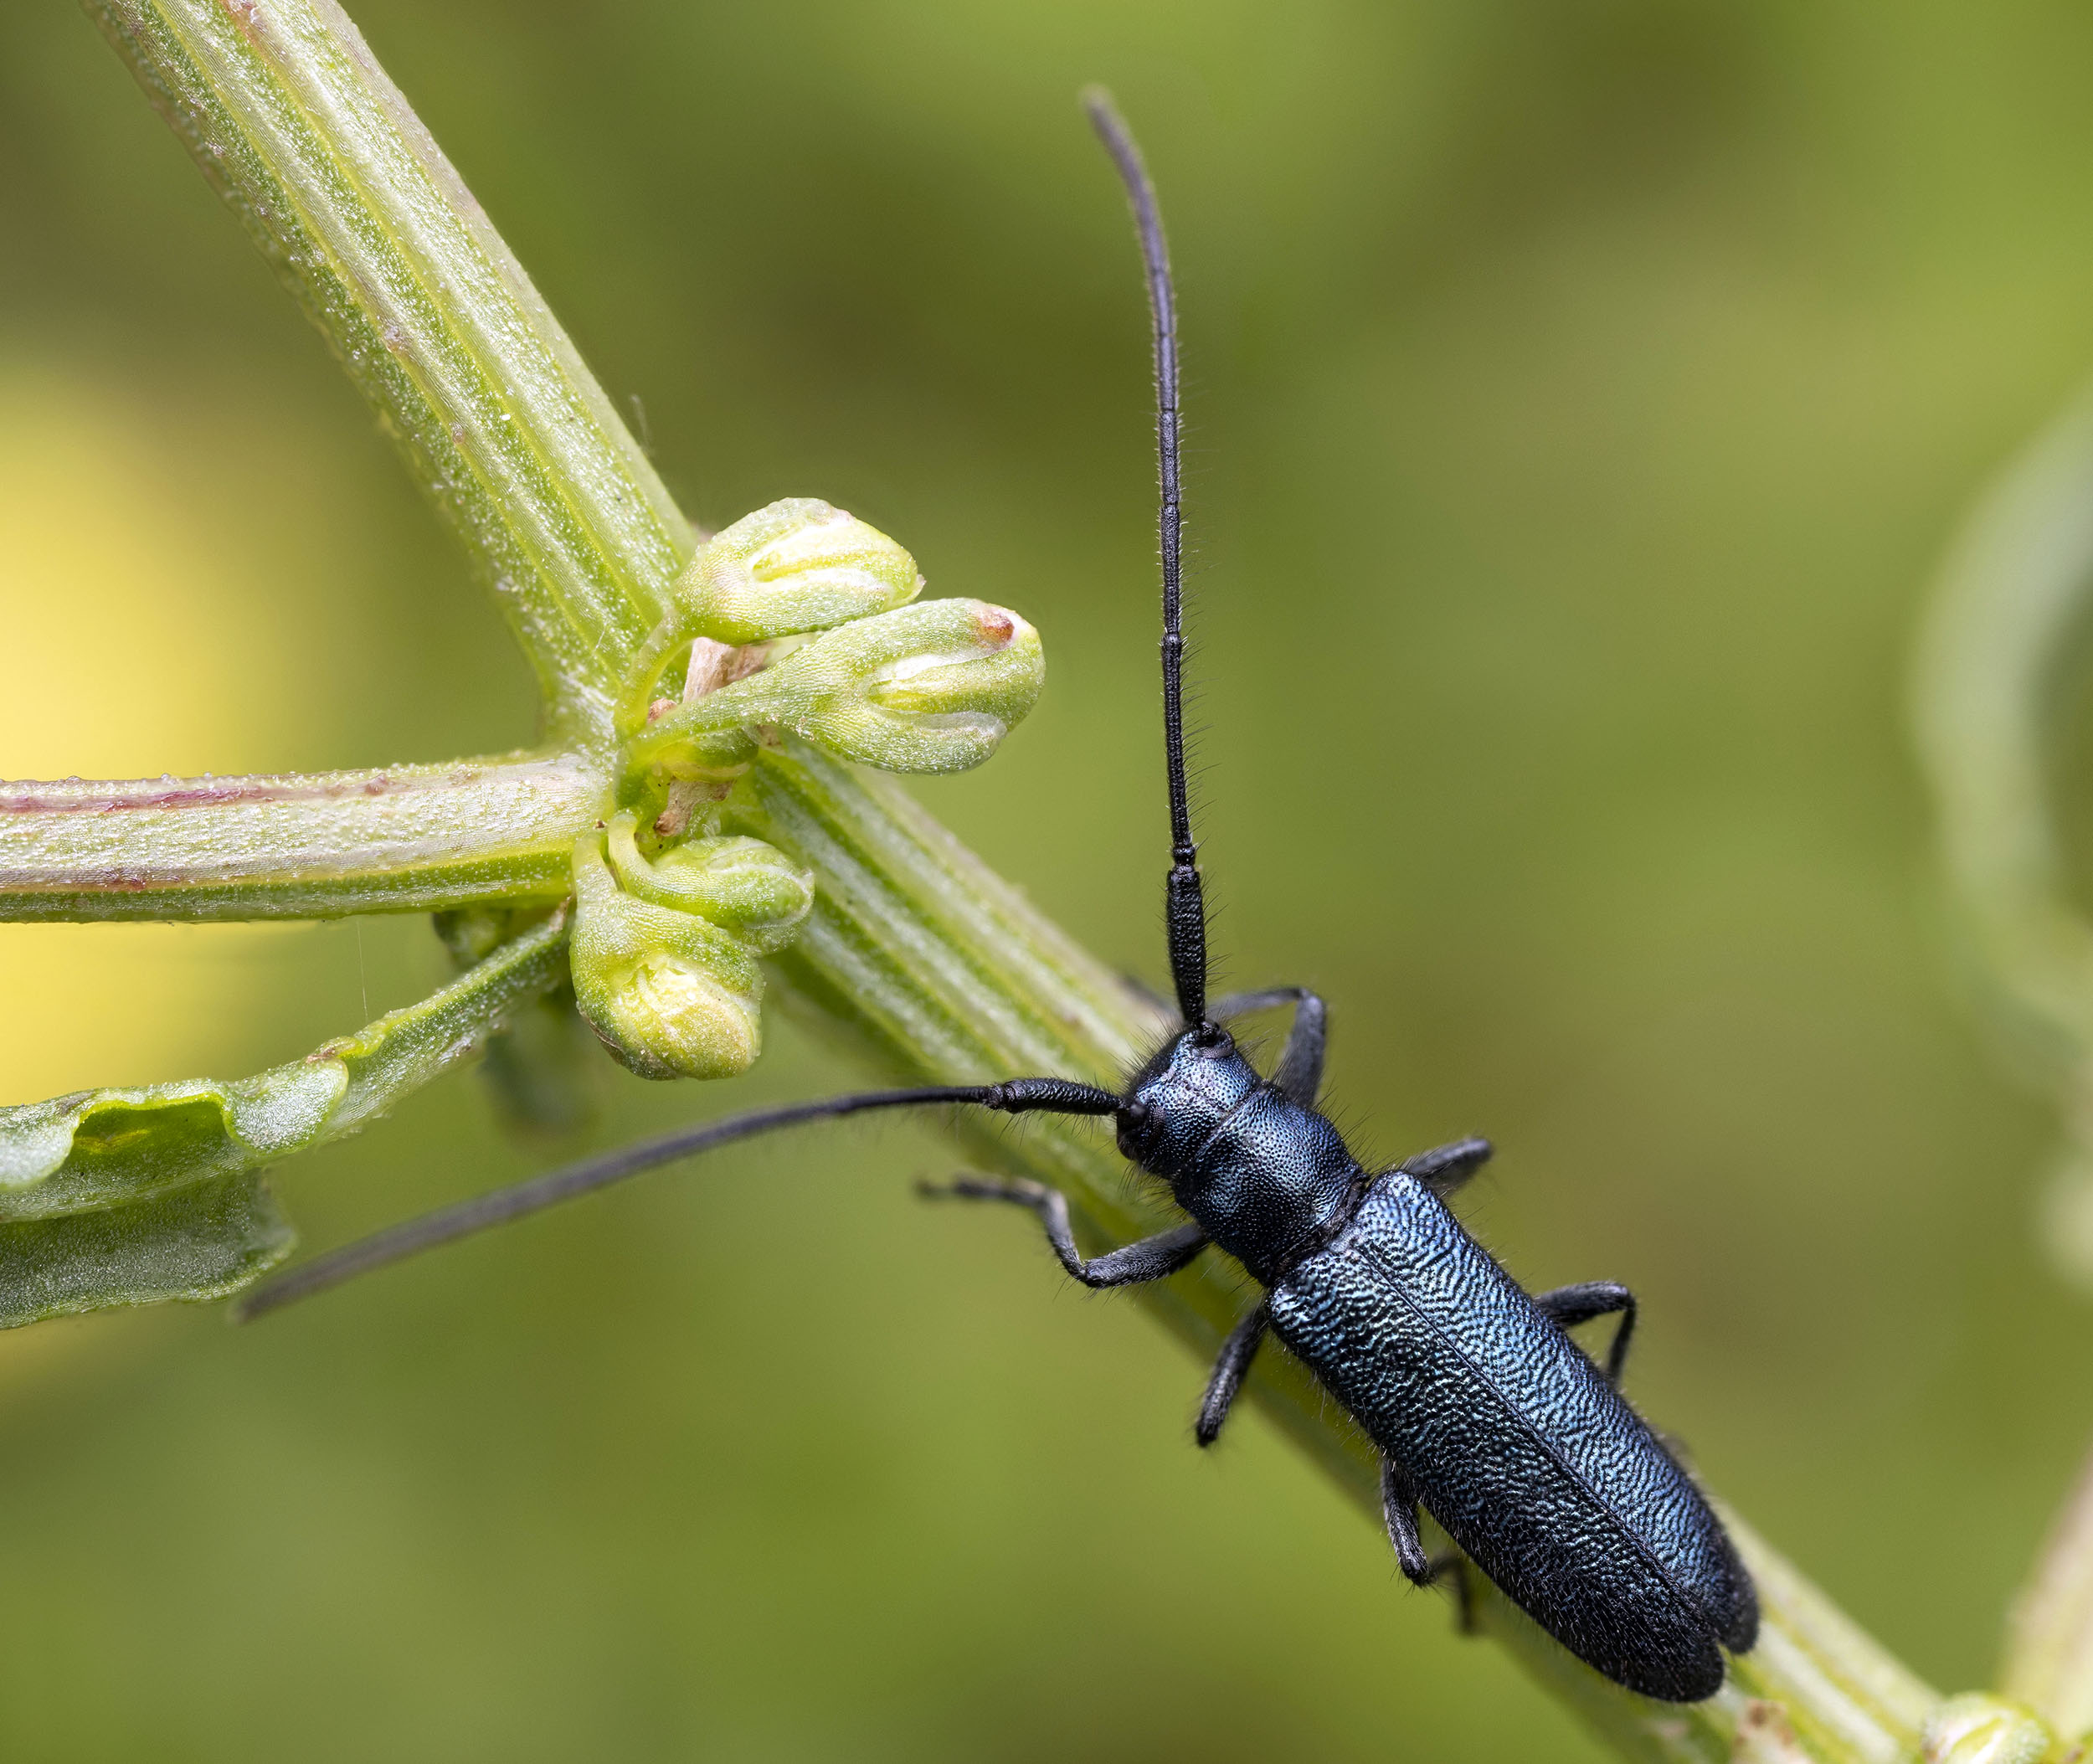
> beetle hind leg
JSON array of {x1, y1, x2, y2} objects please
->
[
  {"x1": 1380, "y1": 1458, "x2": 1433, "y2": 1585},
  {"x1": 1427, "y1": 1551, "x2": 1479, "y2": 1634},
  {"x1": 1383, "y1": 1459, "x2": 1480, "y2": 1633}
]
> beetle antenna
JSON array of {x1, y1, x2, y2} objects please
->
[
  {"x1": 230, "y1": 1077, "x2": 1120, "y2": 1319},
  {"x1": 1082, "y1": 88, "x2": 1214, "y2": 1036}
]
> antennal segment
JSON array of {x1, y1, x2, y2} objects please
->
[{"x1": 1082, "y1": 87, "x2": 1214, "y2": 1034}]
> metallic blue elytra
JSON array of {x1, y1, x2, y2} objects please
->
[{"x1": 1119, "y1": 1025, "x2": 1757, "y2": 1704}]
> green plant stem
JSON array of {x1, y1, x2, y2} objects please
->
[
  {"x1": 87, "y1": 0, "x2": 691, "y2": 747},
  {"x1": 0, "y1": 756, "x2": 595, "y2": 919},
  {"x1": 77, "y1": 0, "x2": 1958, "y2": 1754},
  {"x1": 2003, "y1": 1435, "x2": 2093, "y2": 1739}
]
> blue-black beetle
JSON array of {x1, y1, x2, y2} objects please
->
[{"x1": 240, "y1": 90, "x2": 1757, "y2": 1705}]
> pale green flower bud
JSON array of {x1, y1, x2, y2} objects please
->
[
  {"x1": 805, "y1": 599, "x2": 1045, "y2": 771},
  {"x1": 632, "y1": 599, "x2": 1044, "y2": 778},
  {"x1": 603, "y1": 811, "x2": 814, "y2": 954},
  {"x1": 675, "y1": 497, "x2": 923, "y2": 645},
  {"x1": 568, "y1": 831, "x2": 764, "y2": 1081},
  {"x1": 1919, "y1": 1695, "x2": 2058, "y2": 1764}
]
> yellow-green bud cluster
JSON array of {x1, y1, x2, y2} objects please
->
[{"x1": 581, "y1": 496, "x2": 1045, "y2": 1083}]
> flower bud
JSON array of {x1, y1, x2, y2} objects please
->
[
  {"x1": 603, "y1": 811, "x2": 814, "y2": 954},
  {"x1": 634, "y1": 599, "x2": 1044, "y2": 777},
  {"x1": 1919, "y1": 1695, "x2": 2057, "y2": 1764},
  {"x1": 569, "y1": 831, "x2": 764, "y2": 1081},
  {"x1": 673, "y1": 498, "x2": 923, "y2": 645}
]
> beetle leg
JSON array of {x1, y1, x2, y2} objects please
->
[
  {"x1": 1384, "y1": 1463, "x2": 1480, "y2": 1633},
  {"x1": 1532, "y1": 1280, "x2": 1638, "y2": 1385},
  {"x1": 1380, "y1": 1458, "x2": 1434, "y2": 1586},
  {"x1": 1195, "y1": 1297, "x2": 1270, "y2": 1446},
  {"x1": 1426, "y1": 1551, "x2": 1479, "y2": 1634},
  {"x1": 1396, "y1": 1138, "x2": 1494, "y2": 1200},
  {"x1": 920, "y1": 1175, "x2": 1208, "y2": 1288},
  {"x1": 1211, "y1": 987, "x2": 1329, "y2": 1106},
  {"x1": 1270, "y1": 991, "x2": 1327, "y2": 1107}
]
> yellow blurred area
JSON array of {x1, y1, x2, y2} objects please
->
[
  {"x1": 0, "y1": 366, "x2": 306, "y2": 780},
  {"x1": 0, "y1": 365, "x2": 307, "y2": 1101}
]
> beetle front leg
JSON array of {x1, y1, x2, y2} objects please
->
[
  {"x1": 1211, "y1": 987, "x2": 1329, "y2": 1106},
  {"x1": 1533, "y1": 1280, "x2": 1638, "y2": 1385},
  {"x1": 921, "y1": 1175, "x2": 1208, "y2": 1288}
]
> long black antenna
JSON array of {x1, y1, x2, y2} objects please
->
[
  {"x1": 234, "y1": 1077, "x2": 1119, "y2": 1319},
  {"x1": 1082, "y1": 88, "x2": 1213, "y2": 1034}
]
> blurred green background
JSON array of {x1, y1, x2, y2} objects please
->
[{"x1": 4, "y1": 1, "x2": 2093, "y2": 1757}]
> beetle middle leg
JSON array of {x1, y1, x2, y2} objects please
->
[
  {"x1": 1396, "y1": 1137, "x2": 1494, "y2": 1200},
  {"x1": 1533, "y1": 1280, "x2": 1638, "y2": 1385},
  {"x1": 1194, "y1": 1297, "x2": 1270, "y2": 1446},
  {"x1": 921, "y1": 1175, "x2": 1209, "y2": 1288}
]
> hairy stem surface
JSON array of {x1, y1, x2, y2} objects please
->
[{"x1": 0, "y1": 756, "x2": 596, "y2": 919}]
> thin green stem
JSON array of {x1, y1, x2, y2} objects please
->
[
  {"x1": 88, "y1": 0, "x2": 692, "y2": 745},
  {"x1": 0, "y1": 755, "x2": 596, "y2": 919}
]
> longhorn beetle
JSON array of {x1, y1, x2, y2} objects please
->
[{"x1": 239, "y1": 91, "x2": 1758, "y2": 1704}]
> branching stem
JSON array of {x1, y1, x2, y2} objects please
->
[{"x1": 0, "y1": 754, "x2": 596, "y2": 919}]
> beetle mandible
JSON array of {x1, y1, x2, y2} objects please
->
[{"x1": 240, "y1": 90, "x2": 1758, "y2": 1705}]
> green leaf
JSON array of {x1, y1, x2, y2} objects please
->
[{"x1": 0, "y1": 909, "x2": 570, "y2": 1325}]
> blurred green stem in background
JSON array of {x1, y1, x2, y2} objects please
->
[
  {"x1": 1916, "y1": 389, "x2": 2093, "y2": 1298},
  {"x1": 1913, "y1": 386, "x2": 2093, "y2": 1758},
  {"x1": 0, "y1": 0, "x2": 2084, "y2": 1754}
]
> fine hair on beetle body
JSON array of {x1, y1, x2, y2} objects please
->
[{"x1": 236, "y1": 90, "x2": 1758, "y2": 1706}]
